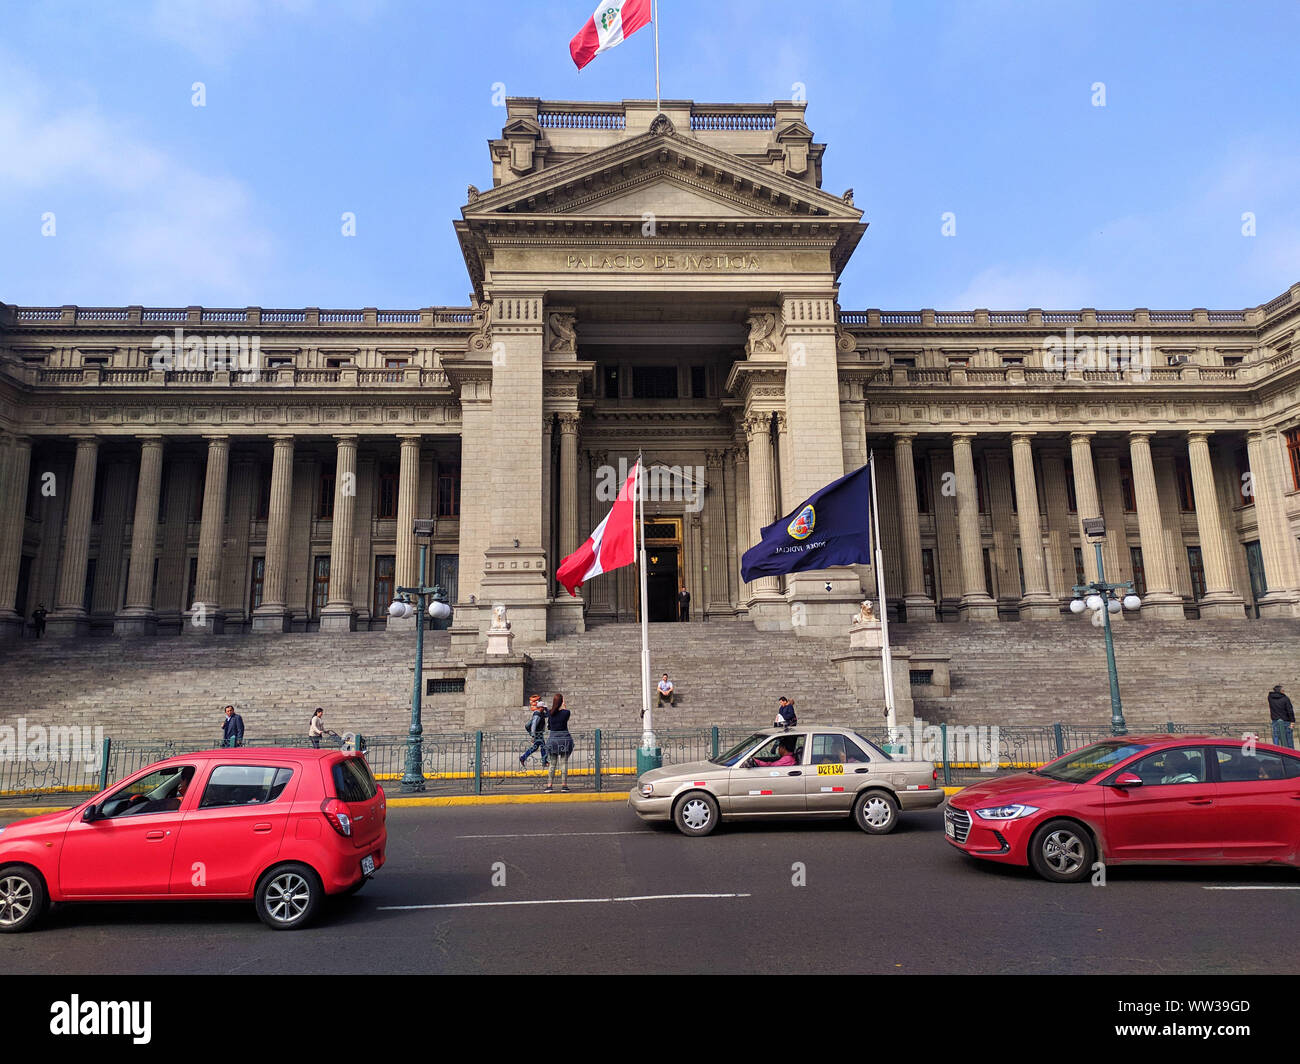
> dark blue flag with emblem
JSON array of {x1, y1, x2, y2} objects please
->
[{"x1": 741, "y1": 463, "x2": 873, "y2": 582}]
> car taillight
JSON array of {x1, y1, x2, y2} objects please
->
[
  {"x1": 932, "y1": 768, "x2": 939, "y2": 782},
  {"x1": 321, "y1": 798, "x2": 352, "y2": 837}
]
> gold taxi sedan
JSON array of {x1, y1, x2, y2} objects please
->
[{"x1": 629, "y1": 726, "x2": 944, "y2": 837}]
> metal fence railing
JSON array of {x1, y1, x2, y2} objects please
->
[{"x1": 0, "y1": 721, "x2": 1276, "y2": 799}]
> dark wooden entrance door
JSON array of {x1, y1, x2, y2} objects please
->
[{"x1": 646, "y1": 547, "x2": 679, "y2": 622}]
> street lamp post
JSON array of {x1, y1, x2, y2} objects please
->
[
  {"x1": 390, "y1": 519, "x2": 452, "y2": 794},
  {"x1": 1068, "y1": 517, "x2": 1142, "y2": 736}
]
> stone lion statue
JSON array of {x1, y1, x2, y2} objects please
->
[
  {"x1": 852, "y1": 600, "x2": 875, "y2": 625},
  {"x1": 489, "y1": 604, "x2": 510, "y2": 630}
]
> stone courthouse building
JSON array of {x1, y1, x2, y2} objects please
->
[{"x1": 2, "y1": 97, "x2": 1300, "y2": 649}]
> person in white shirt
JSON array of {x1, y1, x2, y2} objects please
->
[
  {"x1": 309, "y1": 707, "x2": 326, "y2": 748},
  {"x1": 657, "y1": 673, "x2": 674, "y2": 708}
]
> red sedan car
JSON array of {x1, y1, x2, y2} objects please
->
[
  {"x1": 945, "y1": 735, "x2": 1300, "y2": 882},
  {"x1": 0, "y1": 748, "x2": 386, "y2": 932}
]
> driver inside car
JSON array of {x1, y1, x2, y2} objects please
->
[{"x1": 754, "y1": 737, "x2": 800, "y2": 767}]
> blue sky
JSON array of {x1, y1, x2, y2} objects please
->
[{"x1": 2, "y1": 0, "x2": 1297, "y2": 312}]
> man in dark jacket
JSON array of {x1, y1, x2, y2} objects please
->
[
  {"x1": 221, "y1": 704, "x2": 244, "y2": 748},
  {"x1": 1268, "y1": 685, "x2": 1294, "y2": 749}
]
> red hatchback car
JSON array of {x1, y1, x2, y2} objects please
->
[
  {"x1": 945, "y1": 735, "x2": 1300, "y2": 882},
  {"x1": 0, "y1": 748, "x2": 386, "y2": 932}
]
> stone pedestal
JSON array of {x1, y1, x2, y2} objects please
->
[
  {"x1": 1196, "y1": 594, "x2": 1246, "y2": 620},
  {"x1": 788, "y1": 571, "x2": 869, "y2": 638},
  {"x1": 463, "y1": 652, "x2": 532, "y2": 730},
  {"x1": 251, "y1": 607, "x2": 291, "y2": 633},
  {"x1": 182, "y1": 604, "x2": 225, "y2": 635},
  {"x1": 746, "y1": 594, "x2": 791, "y2": 631},
  {"x1": 1137, "y1": 592, "x2": 1187, "y2": 621},
  {"x1": 319, "y1": 606, "x2": 357, "y2": 632},
  {"x1": 547, "y1": 596, "x2": 585, "y2": 638},
  {"x1": 45, "y1": 611, "x2": 91, "y2": 639},
  {"x1": 849, "y1": 618, "x2": 883, "y2": 649},
  {"x1": 831, "y1": 646, "x2": 915, "y2": 728},
  {"x1": 485, "y1": 623, "x2": 515, "y2": 656}
]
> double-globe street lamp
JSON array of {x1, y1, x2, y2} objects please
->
[
  {"x1": 1068, "y1": 516, "x2": 1141, "y2": 737},
  {"x1": 388, "y1": 519, "x2": 453, "y2": 793}
]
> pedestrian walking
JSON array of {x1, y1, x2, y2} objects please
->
[
  {"x1": 31, "y1": 604, "x2": 46, "y2": 638},
  {"x1": 519, "y1": 693, "x2": 550, "y2": 770},
  {"x1": 774, "y1": 696, "x2": 797, "y2": 727},
  {"x1": 1268, "y1": 684, "x2": 1295, "y2": 749},
  {"x1": 221, "y1": 704, "x2": 244, "y2": 748},
  {"x1": 544, "y1": 693, "x2": 574, "y2": 793},
  {"x1": 677, "y1": 585, "x2": 690, "y2": 622},
  {"x1": 309, "y1": 707, "x2": 326, "y2": 748}
]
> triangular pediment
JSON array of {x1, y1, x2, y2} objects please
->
[{"x1": 463, "y1": 129, "x2": 861, "y2": 223}]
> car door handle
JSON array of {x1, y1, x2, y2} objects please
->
[
  {"x1": 854, "y1": 768, "x2": 869, "y2": 774},
  {"x1": 1187, "y1": 798, "x2": 1213, "y2": 805},
  {"x1": 145, "y1": 830, "x2": 167, "y2": 840},
  {"x1": 252, "y1": 823, "x2": 273, "y2": 834},
  {"x1": 787, "y1": 771, "x2": 801, "y2": 776}
]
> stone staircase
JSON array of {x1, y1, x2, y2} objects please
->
[{"x1": 0, "y1": 615, "x2": 1295, "y2": 744}]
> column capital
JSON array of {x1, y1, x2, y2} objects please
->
[
  {"x1": 1245, "y1": 428, "x2": 1268, "y2": 443},
  {"x1": 742, "y1": 412, "x2": 771, "y2": 440},
  {"x1": 332, "y1": 433, "x2": 360, "y2": 443},
  {"x1": 1069, "y1": 430, "x2": 1096, "y2": 442},
  {"x1": 201, "y1": 433, "x2": 230, "y2": 442},
  {"x1": 556, "y1": 411, "x2": 581, "y2": 433},
  {"x1": 1128, "y1": 429, "x2": 1157, "y2": 441},
  {"x1": 396, "y1": 433, "x2": 422, "y2": 443},
  {"x1": 893, "y1": 431, "x2": 918, "y2": 444},
  {"x1": 70, "y1": 434, "x2": 98, "y2": 447},
  {"x1": 1010, "y1": 430, "x2": 1037, "y2": 443},
  {"x1": 1186, "y1": 429, "x2": 1214, "y2": 442},
  {"x1": 951, "y1": 431, "x2": 977, "y2": 446},
  {"x1": 269, "y1": 433, "x2": 295, "y2": 444}
]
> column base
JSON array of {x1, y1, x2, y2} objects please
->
[
  {"x1": 1017, "y1": 596, "x2": 1061, "y2": 621},
  {"x1": 547, "y1": 597, "x2": 585, "y2": 638},
  {"x1": 0, "y1": 611, "x2": 25, "y2": 641},
  {"x1": 747, "y1": 595, "x2": 791, "y2": 631},
  {"x1": 902, "y1": 596, "x2": 937, "y2": 623},
  {"x1": 319, "y1": 606, "x2": 357, "y2": 632},
  {"x1": 1137, "y1": 593, "x2": 1187, "y2": 621},
  {"x1": 1194, "y1": 593, "x2": 1246, "y2": 619},
  {"x1": 1257, "y1": 592, "x2": 1300, "y2": 619},
  {"x1": 957, "y1": 595, "x2": 999, "y2": 621},
  {"x1": 113, "y1": 608, "x2": 158, "y2": 637},
  {"x1": 251, "y1": 606, "x2": 291, "y2": 633},
  {"x1": 45, "y1": 610, "x2": 90, "y2": 638},
  {"x1": 183, "y1": 605, "x2": 225, "y2": 634}
]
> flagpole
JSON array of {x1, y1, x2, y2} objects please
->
[
  {"x1": 637, "y1": 453, "x2": 654, "y2": 751},
  {"x1": 868, "y1": 452, "x2": 897, "y2": 744},
  {"x1": 652, "y1": 0, "x2": 661, "y2": 111}
]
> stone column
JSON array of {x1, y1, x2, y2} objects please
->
[
  {"x1": 48, "y1": 435, "x2": 99, "y2": 637},
  {"x1": 156, "y1": 454, "x2": 197, "y2": 630},
  {"x1": 1186, "y1": 431, "x2": 1245, "y2": 618},
  {"x1": 1011, "y1": 432, "x2": 1057, "y2": 619},
  {"x1": 219, "y1": 454, "x2": 256, "y2": 629},
  {"x1": 0, "y1": 435, "x2": 33, "y2": 639},
  {"x1": 184, "y1": 435, "x2": 230, "y2": 634},
  {"x1": 952, "y1": 432, "x2": 996, "y2": 620},
  {"x1": 1246, "y1": 429, "x2": 1300, "y2": 616},
  {"x1": 541, "y1": 417, "x2": 554, "y2": 570},
  {"x1": 723, "y1": 447, "x2": 740, "y2": 613},
  {"x1": 1128, "y1": 431, "x2": 1184, "y2": 618},
  {"x1": 117, "y1": 437, "x2": 165, "y2": 635},
  {"x1": 1070, "y1": 431, "x2": 1102, "y2": 582},
  {"x1": 743, "y1": 411, "x2": 784, "y2": 626},
  {"x1": 1096, "y1": 451, "x2": 1130, "y2": 584},
  {"x1": 551, "y1": 412, "x2": 583, "y2": 635},
  {"x1": 732, "y1": 433, "x2": 751, "y2": 612},
  {"x1": 985, "y1": 447, "x2": 1017, "y2": 613},
  {"x1": 394, "y1": 433, "x2": 422, "y2": 600},
  {"x1": 704, "y1": 450, "x2": 731, "y2": 616},
  {"x1": 88, "y1": 455, "x2": 132, "y2": 624},
  {"x1": 252, "y1": 434, "x2": 294, "y2": 633},
  {"x1": 931, "y1": 449, "x2": 961, "y2": 617},
  {"x1": 1040, "y1": 448, "x2": 1075, "y2": 602},
  {"x1": 894, "y1": 434, "x2": 935, "y2": 621},
  {"x1": 320, "y1": 435, "x2": 359, "y2": 631}
]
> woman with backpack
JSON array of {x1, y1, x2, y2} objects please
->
[{"x1": 544, "y1": 693, "x2": 574, "y2": 793}]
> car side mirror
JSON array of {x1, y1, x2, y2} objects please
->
[
  {"x1": 1112, "y1": 772, "x2": 1143, "y2": 788},
  {"x1": 82, "y1": 805, "x2": 99, "y2": 822},
  {"x1": 743, "y1": 758, "x2": 755, "y2": 769}
]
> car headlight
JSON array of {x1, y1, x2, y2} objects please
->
[
  {"x1": 975, "y1": 804, "x2": 1040, "y2": 821},
  {"x1": 639, "y1": 783, "x2": 654, "y2": 797}
]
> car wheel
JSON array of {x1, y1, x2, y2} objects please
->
[
  {"x1": 0, "y1": 866, "x2": 46, "y2": 934},
  {"x1": 255, "y1": 863, "x2": 323, "y2": 930},
  {"x1": 1029, "y1": 819, "x2": 1095, "y2": 883},
  {"x1": 673, "y1": 792, "x2": 719, "y2": 837},
  {"x1": 853, "y1": 790, "x2": 899, "y2": 835}
]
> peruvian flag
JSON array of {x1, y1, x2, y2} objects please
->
[
  {"x1": 570, "y1": 0, "x2": 652, "y2": 70},
  {"x1": 556, "y1": 459, "x2": 639, "y2": 596}
]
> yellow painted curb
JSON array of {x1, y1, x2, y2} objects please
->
[
  {"x1": 387, "y1": 791, "x2": 632, "y2": 807},
  {"x1": 942, "y1": 786, "x2": 964, "y2": 796}
]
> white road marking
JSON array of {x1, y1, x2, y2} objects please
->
[
  {"x1": 379, "y1": 892, "x2": 752, "y2": 911},
  {"x1": 1202, "y1": 885, "x2": 1300, "y2": 891},
  {"x1": 454, "y1": 831, "x2": 647, "y2": 839}
]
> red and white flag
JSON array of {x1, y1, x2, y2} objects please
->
[
  {"x1": 569, "y1": 0, "x2": 652, "y2": 70},
  {"x1": 556, "y1": 459, "x2": 639, "y2": 596}
]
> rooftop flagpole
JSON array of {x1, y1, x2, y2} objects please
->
[
  {"x1": 653, "y1": 0, "x2": 661, "y2": 111},
  {"x1": 869, "y1": 452, "x2": 897, "y2": 743}
]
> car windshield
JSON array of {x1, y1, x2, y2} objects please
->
[
  {"x1": 1035, "y1": 741, "x2": 1149, "y2": 782},
  {"x1": 710, "y1": 733, "x2": 768, "y2": 767}
]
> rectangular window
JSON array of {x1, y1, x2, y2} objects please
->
[
  {"x1": 921, "y1": 548, "x2": 936, "y2": 601},
  {"x1": 603, "y1": 365, "x2": 619, "y2": 399},
  {"x1": 1129, "y1": 546, "x2": 1147, "y2": 598},
  {"x1": 1186, "y1": 546, "x2": 1206, "y2": 601},
  {"x1": 434, "y1": 553, "x2": 459, "y2": 606},
  {"x1": 437, "y1": 467, "x2": 461, "y2": 517},
  {"x1": 631, "y1": 365, "x2": 677, "y2": 399},
  {"x1": 318, "y1": 465, "x2": 335, "y2": 519},
  {"x1": 1176, "y1": 456, "x2": 1196, "y2": 512},
  {"x1": 893, "y1": 356, "x2": 915, "y2": 369},
  {"x1": 312, "y1": 556, "x2": 330, "y2": 618},
  {"x1": 1074, "y1": 547, "x2": 1086, "y2": 588},
  {"x1": 249, "y1": 556, "x2": 266, "y2": 612},
  {"x1": 1119, "y1": 459, "x2": 1136, "y2": 513},
  {"x1": 377, "y1": 463, "x2": 398, "y2": 519},
  {"x1": 372, "y1": 555, "x2": 396, "y2": 620},
  {"x1": 384, "y1": 358, "x2": 407, "y2": 370},
  {"x1": 200, "y1": 765, "x2": 294, "y2": 809},
  {"x1": 1286, "y1": 428, "x2": 1300, "y2": 492},
  {"x1": 690, "y1": 365, "x2": 707, "y2": 398}
]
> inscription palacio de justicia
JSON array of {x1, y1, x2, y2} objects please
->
[{"x1": 566, "y1": 251, "x2": 761, "y2": 271}]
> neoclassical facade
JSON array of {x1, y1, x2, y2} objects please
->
[{"x1": 2, "y1": 97, "x2": 1299, "y2": 646}]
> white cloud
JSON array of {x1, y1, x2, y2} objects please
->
[
  {"x1": 944, "y1": 264, "x2": 1097, "y2": 310},
  {"x1": 0, "y1": 53, "x2": 274, "y2": 304},
  {"x1": 145, "y1": 0, "x2": 382, "y2": 61}
]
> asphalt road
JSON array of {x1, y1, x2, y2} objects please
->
[{"x1": 1, "y1": 801, "x2": 1297, "y2": 975}]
